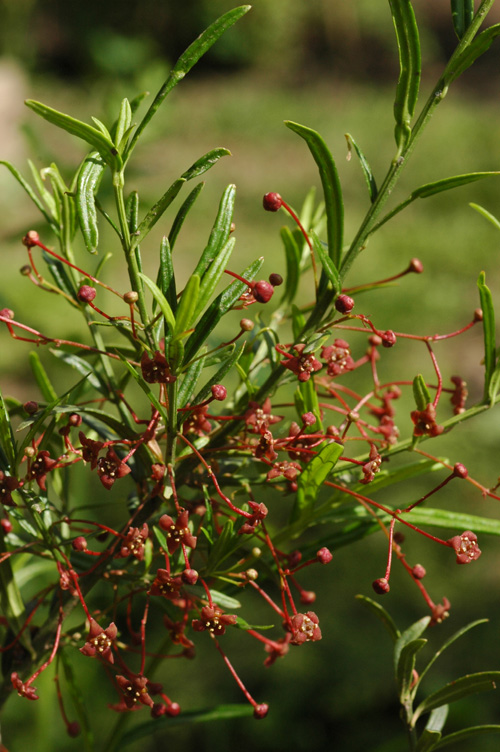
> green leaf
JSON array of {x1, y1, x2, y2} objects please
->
[
  {"x1": 114, "y1": 97, "x2": 132, "y2": 153},
  {"x1": 193, "y1": 184, "x2": 236, "y2": 278},
  {"x1": 389, "y1": 0, "x2": 421, "y2": 153},
  {"x1": 183, "y1": 257, "x2": 263, "y2": 365},
  {"x1": 0, "y1": 383, "x2": 17, "y2": 469},
  {"x1": 280, "y1": 225, "x2": 301, "y2": 303},
  {"x1": 291, "y1": 304, "x2": 307, "y2": 341},
  {"x1": 397, "y1": 638, "x2": 427, "y2": 701},
  {"x1": 477, "y1": 271, "x2": 496, "y2": 402},
  {"x1": 285, "y1": 120, "x2": 344, "y2": 268},
  {"x1": 394, "y1": 617, "x2": 430, "y2": 676},
  {"x1": 29, "y1": 351, "x2": 57, "y2": 402},
  {"x1": 235, "y1": 616, "x2": 274, "y2": 630},
  {"x1": 157, "y1": 235, "x2": 176, "y2": 311},
  {"x1": 195, "y1": 236, "x2": 236, "y2": 320},
  {"x1": 76, "y1": 151, "x2": 106, "y2": 254},
  {"x1": 416, "y1": 706, "x2": 449, "y2": 752},
  {"x1": 174, "y1": 273, "x2": 200, "y2": 339},
  {"x1": 469, "y1": 202, "x2": 500, "y2": 231},
  {"x1": 133, "y1": 178, "x2": 185, "y2": 249},
  {"x1": 60, "y1": 652, "x2": 95, "y2": 751},
  {"x1": 204, "y1": 519, "x2": 236, "y2": 574},
  {"x1": 124, "y1": 6, "x2": 251, "y2": 161},
  {"x1": 451, "y1": 0, "x2": 474, "y2": 40},
  {"x1": 293, "y1": 441, "x2": 344, "y2": 523},
  {"x1": 355, "y1": 594, "x2": 400, "y2": 642},
  {"x1": 50, "y1": 350, "x2": 106, "y2": 393},
  {"x1": 178, "y1": 351, "x2": 205, "y2": 407},
  {"x1": 208, "y1": 589, "x2": 242, "y2": 610},
  {"x1": 345, "y1": 132, "x2": 378, "y2": 202},
  {"x1": 412, "y1": 672, "x2": 500, "y2": 724},
  {"x1": 25, "y1": 100, "x2": 118, "y2": 166},
  {"x1": 181, "y1": 147, "x2": 231, "y2": 180},
  {"x1": 0, "y1": 160, "x2": 56, "y2": 230},
  {"x1": 139, "y1": 272, "x2": 176, "y2": 334},
  {"x1": 433, "y1": 725, "x2": 500, "y2": 749},
  {"x1": 413, "y1": 373, "x2": 432, "y2": 411},
  {"x1": 0, "y1": 534, "x2": 32, "y2": 655},
  {"x1": 169, "y1": 182, "x2": 204, "y2": 250},
  {"x1": 311, "y1": 231, "x2": 341, "y2": 293},
  {"x1": 417, "y1": 620, "x2": 488, "y2": 688},
  {"x1": 444, "y1": 24, "x2": 500, "y2": 86},
  {"x1": 122, "y1": 704, "x2": 254, "y2": 745}
]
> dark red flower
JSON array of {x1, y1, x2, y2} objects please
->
[
  {"x1": 0, "y1": 471, "x2": 19, "y2": 507},
  {"x1": 243, "y1": 398, "x2": 282, "y2": 434},
  {"x1": 360, "y1": 444, "x2": 382, "y2": 484},
  {"x1": 450, "y1": 375, "x2": 468, "y2": 415},
  {"x1": 266, "y1": 460, "x2": 302, "y2": 481},
  {"x1": 429, "y1": 597, "x2": 451, "y2": 626},
  {"x1": 182, "y1": 405, "x2": 212, "y2": 437},
  {"x1": 281, "y1": 344, "x2": 322, "y2": 382},
  {"x1": 78, "y1": 432, "x2": 104, "y2": 470},
  {"x1": 11, "y1": 672, "x2": 39, "y2": 701},
  {"x1": 289, "y1": 611, "x2": 322, "y2": 646},
  {"x1": 149, "y1": 569, "x2": 183, "y2": 600},
  {"x1": 253, "y1": 430, "x2": 278, "y2": 461},
  {"x1": 163, "y1": 615, "x2": 195, "y2": 650},
  {"x1": 158, "y1": 511, "x2": 197, "y2": 554},
  {"x1": 119, "y1": 524, "x2": 149, "y2": 560},
  {"x1": 321, "y1": 339, "x2": 355, "y2": 377},
  {"x1": 141, "y1": 350, "x2": 176, "y2": 384},
  {"x1": 116, "y1": 675, "x2": 154, "y2": 709},
  {"x1": 97, "y1": 448, "x2": 131, "y2": 490},
  {"x1": 239, "y1": 501, "x2": 268, "y2": 535},
  {"x1": 410, "y1": 403, "x2": 444, "y2": 438},
  {"x1": 447, "y1": 530, "x2": 482, "y2": 564},
  {"x1": 27, "y1": 450, "x2": 57, "y2": 491},
  {"x1": 264, "y1": 635, "x2": 290, "y2": 666},
  {"x1": 80, "y1": 618, "x2": 117, "y2": 663},
  {"x1": 192, "y1": 606, "x2": 237, "y2": 636}
]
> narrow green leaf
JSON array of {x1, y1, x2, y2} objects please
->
[
  {"x1": 181, "y1": 147, "x2": 231, "y2": 180},
  {"x1": 169, "y1": 182, "x2": 204, "y2": 250},
  {"x1": 178, "y1": 352, "x2": 205, "y2": 407},
  {"x1": 0, "y1": 384, "x2": 17, "y2": 469},
  {"x1": 451, "y1": 0, "x2": 474, "y2": 40},
  {"x1": 311, "y1": 231, "x2": 341, "y2": 293},
  {"x1": 133, "y1": 178, "x2": 185, "y2": 249},
  {"x1": 418, "y1": 620, "x2": 488, "y2": 688},
  {"x1": 434, "y1": 725, "x2": 500, "y2": 750},
  {"x1": 412, "y1": 672, "x2": 500, "y2": 723},
  {"x1": 345, "y1": 132, "x2": 378, "y2": 202},
  {"x1": 355, "y1": 594, "x2": 401, "y2": 642},
  {"x1": 1, "y1": 160, "x2": 56, "y2": 229},
  {"x1": 183, "y1": 257, "x2": 263, "y2": 365},
  {"x1": 139, "y1": 272, "x2": 176, "y2": 334},
  {"x1": 293, "y1": 441, "x2": 344, "y2": 523},
  {"x1": 389, "y1": 0, "x2": 421, "y2": 152},
  {"x1": 126, "y1": 190, "x2": 139, "y2": 235},
  {"x1": 415, "y1": 729, "x2": 441, "y2": 752},
  {"x1": 425, "y1": 706, "x2": 449, "y2": 735},
  {"x1": 49, "y1": 350, "x2": 106, "y2": 393},
  {"x1": 209, "y1": 589, "x2": 242, "y2": 610},
  {"x1": 122, "y1": 704, "x2": 254, "y2": 745},
  {"x1": 195, "y1": 236, "x2": 235, "y2": 319},
  {"x1": 157, "y1": 235, "x2": 176, "y2": 311},
  {"x1": 174, "y1": 273, "x2": 200, "y2": 339},
  {"x1": 76, "y1": 151, "x2": 106, "y2": 254},
  {"x1": 394, "y1": 617, "x2": 430, "y2": 676},
  {"x1": 91, "y1": 116, "x2": 113, "y2": 142},
  {"x1": 280, "y1": 225, "x2": 301, "y2": 303},
  {"x1": 29, "y1": 352, "x2": 57, "y2": 402},
  {"x1": 114, "y1": 98, "x2": 132, "y2": 153},
  {"x1": 0, "y1": 534, "x2": 32, "y2": 654},
  {"x1": 25, "y1": 100, "x2": 118, "y2": 166},
  {"x1": 60, "y1": 652, "x2": 95, "y2": 751},
  {"x1": 291, "y1": 304, "x2": 307, "y2": 341},
  {"x1": 285, "y1": 120, "x2": 344, "y2": 267},
  {"x1": 204, "y1": 519, "x2": 235, "y2": 573},
  {"x1": 477, "y1": 271, "x2": 496, "y2": 402},
  {"x1": 397, "y1": 638, "x2": 427, "y2": 700},
  {"x1": 469, "y1": 202, "x2": 500, "y2": 230},
  {"x1": 193, "y1": 184, "x2": 236, "y2": 278},
  {"x1": 413, "y1": 373, "x2": 432, "y2": 411},
  {"x1": 40, "y1": 249, "x2": 77, "y2": 300},
  {"x1": 28, "y1": 159, "x2": 58, "y2": 219},
  {"x1": 124, "y1": 6, "x2": 251, "y2": 161},
  {"x1": 488, "y1": 358, "x2": 500, "y2": 405},
  {"x1": 444, "y1": 24, "x2": 500, "y2": 86}
]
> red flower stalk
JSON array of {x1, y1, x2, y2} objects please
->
[{"x1": 80, "y1": 618, "x2": 117, "y2": 663}]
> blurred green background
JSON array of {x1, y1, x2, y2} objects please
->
[{"x1": 1, "y1": 1, "x2": 500, "y2": 751}]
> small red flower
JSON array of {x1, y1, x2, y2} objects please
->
[
  {"x1": 281, "y1": 344, "x2": 322, "y2": 383},
  {"x1": 141, "y1": 351, "x2": 176, "y2": 384},
  {"x1": 116, "y1": 675, "x2": 154, "y2": 709},
  {"x1": 80, "y1": 618, "x2": 117, "y2": 663},
  {"x1": 264, "y1": 635, "x2": 290, "y2": 667},
  {"x1": 0, "y1": 471, "x2": 19, "y2": 507},
  {"x1": 78, "y1": 432, "x2": 104, "y2": 470},
  {"x1": 192, "y1": 606, "x2": 237, "y2": 636},
  {"x1": 289, "y1": 611, "x2": 322, "y2": 646},
  {"x1": 182, "y1": 405, "x2": 212, "y2": 437},
  {"x1": 119, "y1": 524, "x2": 149, "y2": 560},
  {"x1": 97, "y1": 448, "x2": 131, "y2": 490},
  {"x1": 253, "y1": 430, "x2": 278, "y2": 461},
  {"x1": 429, "y1": 597, "x2": 451, "y2": 626},
  {"x1": 266, "y1": 460, "x2": 302, "y2": 481},
  {"x1": 410, "y1": 403, "x2": 444, "y2": 438},
  {"x1": 158, "y1": 511, "x2": 197, "y2": 554},
  {"x1": 11, "y1": 672, "x2": 39, "y2": 701},
  {"x1": 321, "y1": 339, "x2": 355, "y2": 377},
  {"x1": 360, "y1": 445, "x2": 382, "y2": 484},
  {"x1": 149, "y1": 569, "x2": 183, "y2": 600},
  {"x1": 243, "y1": 398, "x2": 282, "y2": 434},
  {"x1": 239, "y1": 501, "x2": 268, "y2": 535},
  {"x1": 27, "y1": 450, "x2": 57, "y2": 491},
  {"x1": 447, "y1": 530, "x2": 482, "y2": 564}
]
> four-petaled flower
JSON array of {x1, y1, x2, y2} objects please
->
[
  {"x1": 119, "y1": 524, "x2": 149, "y2": 560},
  {"x1": 192, "y1": 606, "x2": 237, "y2": 636},
  {"x1": 11, "y1": 672, "x2": 39, "y2": 701},
  {"x1": 97, "y1": 448, "x2": 131, "y2": 490},
  {"x1": 266, "y1": 461, "x2": 302, "y2": 482},
  {"x1": 280, "y1": 344, "x2": 322, "y2": 382},
  {"x1": 447, "y1": 530, "x2": 482, "y2": 564},
  {"x1": 0, "y1": 471, "x2": 19, "y2": 507},
  {"x1": 321, "y1": 339, "x2": 355, "y2": 377},
  {"x1": 289, "y1": 611, "x2": 322, "y2": 646},
  {"x1": 149, "y1": 569, "x2": 183, "y2": 600},
  {"x1": 27, "y1": 450, "x2": 57, "y2": 491},
  {"x1": 141, "y1": 351, "x2": 176, "y2": 384},
  {"x1": 182, "y1": 405, "x2": 212, "y2": 437},
  {"x1": 79, "y1": 432, "x2": 104, "y2": 469},
  {"x1": 361, "y1": 444, "x2": 382, "y2": 484},
  {"x1": 410, "y1": 403, "x2": 444, "y2": 438},
  {"x1": 80, "y1": 618, "x2": 117, "y2": 663},
  {"x1": 243, "y1": 398, "x2": 282, "y2": 434},
  {"x1": 116, "y1": 675, "x2": 154, "y2": 709},
  {"x1": 158, "y1": 511, "x2": 197, "y2": 554},
  {"x1": 238, "y1": 501, "x2": 268, "y2": 535}
]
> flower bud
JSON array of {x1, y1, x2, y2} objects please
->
[
  {"x1": 1, "y1": 519, "x2": 13, "y2": 535},
  {"x1": 78, "y1": 285, "x2": 96, "y2": 303},
  {"x1": 22, "y1": 230, "x2": 39, "y2": 247},
  {"x1": 67, "y1": 722, "x2": 81, "y2": 738},
  {"x1": 316, "y1": 547, "x2": 333, "y2": 565},
  {"x1": 72, "y1": 536, "x2": 88, "y2": 552},
  {"x1": 302, "y1": 412, "x2": 316, "y2": 426},
  {"x1": 23, "y1": 401, "x2": 39, "y2": 415},
  {"x1": 245, "y1": 568, "x2": 258, "y2": 581},
  {"x1": 372, "y1": 577, "x2": 390, "y2": 594},
  {"x1": 335, "y1": 294, "x2": 355, "y2": 314},
  {"x1": 240, "y1": 318, "x2": 254, "y2": 331},
  {"x1": 412, "y1": 564, "x2": 426, "y2": 580},
  {"x1": 211, "y1": 384, "x2": 227, "y2": 401},
  {"x1": 182, "y1": 568, "x2": 199, "y2": 585},
  {"x1": 20, "y1": 264, "x2": 32, "y2": 276},
  {"x1": 269, "y1": 273, "x2": 283, "y2": 287},
  {"x1": 166, "y1": 702, "x2": 181, "y2": 717},
  {"x1": 263, "y1": 192, "x2": 282, "y2": 212},
  {"x1": 381, "y1": 330, "x2": 397, "y2": 348},
  {"x1": 453, "y1": 463, "x2": 468, "y2": 479},
  {"x1": 123, "y1": 291, "x2": 139, "y2": 304},
  {"x1": 408, "y1": 258, "x2": 424, "y2": 273},
  {"x1": 253, "y1": 280, "x2": 274, "y2": 303},
  {"x1": 253, "y1": 703, "x2": 269, "y2": 719},
  {"x1": 68, "y1": 413, "x2": 82, "y2": 427},
  {"x1": 300, "y1": 590, "x2": 316, "y2": 605},
  {"x1": 0, "y1": 308, "x2": 14, "y2": 320},
  {"x1": 473, "y1": 308, "x2": 483, "y2": 322}
]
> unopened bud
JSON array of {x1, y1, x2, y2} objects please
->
[
  {"x1": 253, "y1": 280, "x2": 274, "y2": 303},
  {"x1": 263, "y1": 192, "x2": 283, "y2": 212},
  {"x1": 123, "y1": 291, "x2": 139, "y2": 304},
  {"x1": 453, "y1": 463, "x2": 468, "y2": 479},
  {"x1": 211, "y1": 384, "x2": 227, "y2": 401},
  {"x1": 20, "y1": 265, "x2": 32, "y2": 276},
  {"x1": 23, "y1": 401, "x2": 39, "y2": 415},
  {"x1": 473, "y1": 308, "x2": 483, "y2": 322},
  {"x1": 269, "y1": 273, "x2": 283, "y2": 287},
  {"x1": 254, "y1": 703, "x2": 269, "y2": 719},
  {"x1": 335, "y1": 294, "x2": 355, "y2": 314},
  {"x1": 381, "y1": 330, "x2": 397, "y2": 348},
  {"x1": 317, "y1": 547, "x2": 333, "y2": 565},
  {"x1": 22, "y1": 230, "x2": 39, "y2": 247},
  {"x1": 67, "y1": 722, "x2": 81, "y2": 738},
  {"x1": 300, "y1": 590, "x2": 316, "y2": 604},
  {"x1": 78, "y1": 285, "x2": 96, "y2": 303},
  {"x1": 72, "y1": 536, "x2": 88, "y2": 552},
  {"x1": 181, "y1": 568, "x2": 198, "y2": 585},
  {"x1": 302, "y1": 412, "x2": 316, "y2": 426},
  {"x1": 408, "y1": 258, "x2": 424, "y2": 273},
  {"x1": 1, "y1": 519, "x2": 13, "y2": 535},
  {"x1": 412, "y1": 564, "x2": 426, "y2": 579},
  {"x1": 245, "y1": 568, "x2": 258, "y2": 581},
  {"x1": 240, "y1": 318, "x2": 254, "y2": 331},
  {"x1": 251, "y1": 547, "x2": 262, "y2": 558},
  {"x1": 372, "y1": 577, "x2": 390, "y2": 594}
]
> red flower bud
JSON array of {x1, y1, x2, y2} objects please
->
[
  {"x1": 78, "y1": 285, "x2": 97, "y2": 303},
  {"x1": 335, "y1": 294, "x2": 355, "y2": 314},
  {"x1": 372, "y1": 577, "x2": 390, "y2": 594},
  {"x1": 263, "y1": 192, "x2": 283, "y2": 212},
  {"x1": 253, "y1": 280, "x2": 274, "y2": 303},
  {"x1": 211, "y1": 384, "x2": 227, "y2": 401},
  {"x1": 316, "y1": 547, "x2": 333, "y2": 565},
  {"x1": 269, "y1": 273, "x2": 283, "y2": 287}
]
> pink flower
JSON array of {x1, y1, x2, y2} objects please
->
[
  {"x1": 447, "y1": 531, "x2": 482, "y2": 564},
  {"x1": 289, "y1": 611, "x2": 322, "y2": 646},
  {"x1": 321, "y1": 339, "x2": 355, "y2": 377},
  {"x1": 11, "y1": 672, "x2": 39, "y2": 701},
  {"x1": 280, "y1": 344, "x2": 322, "y2": 382},
  {"x1": 140, "y1": 350, "x2": 176, "y2": 384},
  {"x1": 115, "y1": 675, "x2": 154, "y2": 709},
  {"x1": 410, "y1": 404, "x2": 443, "y2": 438},
  {"x1": 244, "y1": 398, "x2": 282, "y2": 433},
  {"x1": 0, "y1": 471, "x2": 19, "y2": 507},
  {"x1": 119, "y1": 524, "x2": 149, "y2": 560},
  {"x1": 80, "y1": 618, "x2": 117, "y2": 663},
  {"x1": 27, "y1": 450, "x2": 57, "y2": 491}
]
